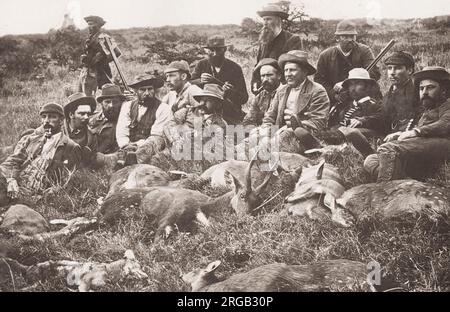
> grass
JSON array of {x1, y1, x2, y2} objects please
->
[{"x1": 1, "y1": 24, "x2": 450, "y2": 292}]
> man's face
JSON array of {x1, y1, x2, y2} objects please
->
[
  {"x1": 41, "y1": 113, "x2": 63, "y2": 135},
  {"x1": 387, "y1": 64, "x2": 412, "y2": 86},
  {"x1": 101, "y1": 97, "x2": 122, "y2": 121},
  {"x1": 337, "y1": 34, "x2": 357, "y2": 53},
  {"x1": 87, "y1": 21, "x2": 100, "y2": 34},
  {"x1": 205, "y1": 47, "x2": 226, "y2": 66},
  {"x1": 284, "y1": 62, "x2": 307, "y2": 88},
  {"x1": 260, "y1": 65, "x2": 281, "y2": 91},
  {"x1": 348, "y1": 80, "x2": 369, "y2": 101},
  {"x1": 136, "y1": 85, "x2": 157, "y2": 106},
  {"x1": 420, "y1": 79, "x2": 444, "y2": 109},
  {"x1": 166, "y1": 71, "x2": 186, "y2": 92},
  {"x1": 259, "y1": 16, "x2": 282, "y2": 44},
  {"x1": 70, "y1": 104, "x2": 92, "y2": 130},
  {"x1": 194, "y1": 97, "x2": 219, "y2": 117}
]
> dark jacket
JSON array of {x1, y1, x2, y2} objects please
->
[
  {"x1": 315, "y1": 43, "x2": 381, "y2": 102},
  {"x1": 242, "y1": 87, "x2": 278, "y2": 127},
  {"x1": 416, "y1": 99, "x2": 450, "y2": 138},
  {"x1": 330, "y1": 96, "x2": 383, "y2": 130},
  {"x1": 88, "y1": 112, "x2": 119, "y2": 154},
  {"x1": 191, "y1": 58, "x2": 248, "y2": 125},
  {"x1": 381, "y1": 79, "x2": 421, "y2": 134},
  {"x1": 129, "y1": 99, "x2": 161, "y2": 143},
  {"x1": 0, "y1": 127, "x2": 82, "y2": 180},
  {"x1": 262, "y1": 78, "x2": 330, "y2": 132}
]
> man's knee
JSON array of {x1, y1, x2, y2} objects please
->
[
  {"x1": 363, "y1": 154, "x2": 379, "y2": 177},
  {"x1": 293, "y1": 127, "x2": 321, "y2": 149}
]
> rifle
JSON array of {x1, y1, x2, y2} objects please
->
[{"x1": 104, "y1": 36, "x2": 130, "y2": 92}]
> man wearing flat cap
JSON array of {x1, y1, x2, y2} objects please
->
[
  {"x1": 88, "y1": 83, "x2": 126, "y2": 155},
  {"x1": 377, "y1": 51, "x2": 421, "y2": 136},
  {"x1": 260, "y1": 50, "x2": 330, "y2": 154},
  {"x1": 251, "y1": 3, "x2": 302, "y2": 94},
  {"x1": 78, "y1": 15, "x2": 122, "y2": 96},
  {"x1": 315, "y1": 20, "x2": 381, "y2": 106},
  {"x1": 0, "y1": 103, "x2": 82, "y2": 205},
  {"x1": 115, "y1": 74, "x2": 172, "y2": 166},
  {"x1": 191, "y1": 36, "x2": 248, "y2": 125},
  {"x1": 364, "y1": 66, "x2": 450, "y2": 181},
  {"x1": 243, "y1": 58, "x2": 283, "y2": 128}
]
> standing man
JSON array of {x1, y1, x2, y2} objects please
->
[
  {"x1": 364, "y1": 66, "x2": 450, "y2": 181},
  {"x1": 243, "y1": 58, "x2": 283, "y2": 128},
  {"x1": 89, "y1": 83, "x2": 126, "y2": 154},
  {"x1": 252, "y1": 3, "x2": 302, "y2": 94},
  {"x1": 79, "y1": 15, "x2": 121, "y2": 96},
  {"x1": 191, "y1": 36, "x2": 248, "y2": 125},
  {"x1": 315, "y1": 20, "x2": 381, "y2": 105},
  {"x1": 116, "y1": 74, "x2": 172, "y2": 166},
  {"x1": 0, "y1": 103, "x2": 81, "y2": 205}
]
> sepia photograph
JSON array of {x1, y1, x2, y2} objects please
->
[{"x1": 0, "y1": 0, "x2": 449, "y2": 296}]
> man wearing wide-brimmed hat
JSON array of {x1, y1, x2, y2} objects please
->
[
  {"x1": 243, "y1": 58, "x2": 283, "y2": 128},
  {"x1": 315, "y1": 68, "x2": 383, "y2": 158},
  {"x1": 251, "y1": 3, "x2": 302, "y2": 94},
  {"x1": 0, "y1": 103, "x2": 81, "y2": 204},
  {"x1": 115, "y1": 74, "x2": 172, "y2": 165},
  {"x1": 315, "y1": 20, "x2": 381, "y2": 105},
  {"x1": 191, "y1": 35, "x2": 248, "y2": 125},
  {"x1": 78, "y1": 15, "x2": 122, "y2": 96},
  {"x1": 364, "y1": 66, "x2": 450, "y2": 181},
  {"x1": 88, "y1": 83, "x2": 126, "y2": 155},
  {"x1": 378, "y1": 51, "x2": 421, "y2": 136},
  {"x1": 260, "y1": 50, "x2": 329, "y2": 154}
]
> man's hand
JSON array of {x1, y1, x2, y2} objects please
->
[
  {"x1": 6, "y1": 178, "x2": 19, "y2": 199},
  {"x1": 222, "y1": 82, "x2": 234, "y2": 92},
  {"x1": 333, "y1": 81, "x2": 344, "y2": 94},
  {"x1": 398, "y1": 130, "x2": 418, "y2": 141},
  {"x1": 283, "y1": 109, "x2": 296, "y2": 127},
  {"x1": 200, "y1": 73, "x2": 214, "y2": 84},
  {"x1": 348, "y1": 119, "x2": 362, "y2": 128},
  {"x1": 383, "y1": 131, "x2": 402, "y2": 143}
]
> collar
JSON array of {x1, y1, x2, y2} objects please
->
[
  {"x1": 337, "y1": 45, "x2": 352, "y2": 57},
  {"x1": 390, "y1": 78, "x2": 412, "y2": 92},
  {"x1": 177, "y1": 82, "x2": 192, "y2": 96},
  {"x1": 291, "y1": 78, "x2": 307, "y2": 91}
]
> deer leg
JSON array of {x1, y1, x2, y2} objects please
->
[{"x1": 195, "y1": 212, "x2": 210, "y2": 227}]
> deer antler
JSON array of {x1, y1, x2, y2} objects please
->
[{"x1": 245, "y1": 147, "x2": 260, "y2": 191}]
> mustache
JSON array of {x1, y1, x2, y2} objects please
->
[{"x1": 259, "y1": 26, "x2": 275, "y2": 44}]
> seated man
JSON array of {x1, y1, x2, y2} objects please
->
[
  {"x1": 89, "y1": 83, "x2": 125, "y2": 154},
  {"x1": 63, "y1": 92, "x2": 97, "y2": 166},
  {"x1": 116, "y1": 74, "x2": 172, "y2": 166},
  {"x1": 243, "y1": 58, "x2": 283, "y2": 129},
  {"x1": 0, "y1": 103, "x2": 81, "y2": 205},
  {"x1": 364, "y1": 66, "x2": 450, "y2": 181},
  {"x1": 316, "y1": 68, "x2": 383, "y2": 158},
  {"x1": 191, "y1": 36, "x2": 248, "y2": 125},
  {"x1": 259, "y1": 50, "x2": 330, "y2": 154}
]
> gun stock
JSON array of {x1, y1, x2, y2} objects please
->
[{"x1": 104, "y1": 37, "x2": 130, "y2": 92}]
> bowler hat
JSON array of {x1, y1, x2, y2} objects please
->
[
  {"x1": 164, "y1": 60, "x2": 192, "y2": 79},
  {"x1": 335, "y1": 20, "x2": 358, "y2": 36},
  {"x1": 192, "y1": 84, "x2": 224, "y2": 106},
  {"x1": 128, "y1": 74, "x2": 164, "y2": 89},
  {"x1": 278, "y1": 50, "x2": 316, "y2": 75},
  {"x1": 342, "y1": 68, "x2": 378, "y2": 89},
  {"x1": 96, "y1": 83, "x2": 127, "y2": 103},
  {"x1": 84, "y1": 15, "x2": 106, "y2": 27},
  {"x1": 254, "y1": 58, "x2": 282, "y2": 76},
  {"x1": 384, "y1": 51, "x2": 415, "y2": 69},
  {"x1": 412, "y1": 66, "x2": 450, "y2": 86},
  {"x1": 257, "y1": 4, "x2": 289, "y2": 20},
  {"x1": 203, "y1": 36, "x2": 228, "y2": 49},
  {"x1": 39, "y1": 102, "x2": 64, "y2": 117},
  {"x1": 64, "y1": 92, "x2": 97, "y2": 117}
]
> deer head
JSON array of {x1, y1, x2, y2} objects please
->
[
  {"x1": 181, "y1": 260, "x2": 221, "y2": 291},
  {"x1": 227, "y1": 156, "x2": 273, "y2": 216}
]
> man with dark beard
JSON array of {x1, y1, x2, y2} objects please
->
[
  {"x1": 315, "y1": 20, "x2": 381, "y2": 105},
  {"x1": 89, "y1": 83, "x2": 126, "y2": 154},
  {"x1": 191, "y1": 36, "x2": 248, "y2": 125},
  {"x1": 78, "y1": 15, "x2": 122, "y2": 96},
  {"x1": 243, "y1": 58, "x2": 282, "y2": 128},
  {"x1": 364, "y1": 66, "x2": 450, "y2": 181},
  {"x1": 115, "y1": 74, "x2": 172, "y2": 166},
  {"x1": 251, "y1": 4, "x2": 302, "y2": 94},
  {"x1": 0, "y1": 103, "x2": 81, "y2": 205}
]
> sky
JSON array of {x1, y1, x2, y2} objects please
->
[{"x1": 1, "y1": 0, "x2": 450, "y2": 35}]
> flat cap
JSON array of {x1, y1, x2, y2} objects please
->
[
  {"x1": 84, "y1": 15, "x2": 106, "y2": 27},
  {"x1": 384, "y1": 51, "x2": 415, "y2": 69},
  {"x1": 39, "y1": 102, "x2": 64, "y2": 117}
]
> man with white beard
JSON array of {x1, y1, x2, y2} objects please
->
[{"x1": 251, "y1": 3, "x2": 302, "y2": 94}]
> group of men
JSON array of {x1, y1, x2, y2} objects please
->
[{"x1": 1, "y1": 3, "x2": 450, "y2": 205}]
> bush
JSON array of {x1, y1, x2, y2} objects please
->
[{"x1": 47, "y1": 26, "x2": 85, "y2": 69}]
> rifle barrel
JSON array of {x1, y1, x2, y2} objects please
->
[{"x1": 366, "y1": 39, "x2": 396, "y2": 72}]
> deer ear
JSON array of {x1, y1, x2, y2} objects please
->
[
  {"x1": 205, "y1": 260, "x2": 221, "y2": 273},
  {"x1": 225, "y1": 170, "x2": 243, "y2": 192}
]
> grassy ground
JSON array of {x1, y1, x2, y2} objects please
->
[{"x1": 1, "y1": 25, "x2": 450, "y2": 292}]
